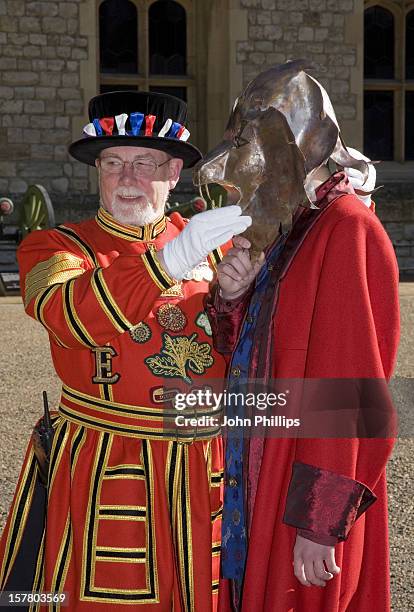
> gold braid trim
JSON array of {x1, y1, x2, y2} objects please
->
[
  {"x1": 91, "y1": 267, "x2": 132, "y2": 333},
  {"x1": 96, "y1": 207, "x2": 167, "y2": 242},
  {"x1": 24, "y1": 252, "x2": 84, "y2": 308},
  {"x1": 61, "y1": 279, "x2": 97, "y2": 348},
  {"x1": 33, "y1": 284, "x2": 70, "y2": 348},
  {"x1": 141, "y1": 244, "x2": 177, "y2": 291}
]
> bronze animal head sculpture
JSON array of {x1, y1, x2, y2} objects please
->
[{"x1": 193, "y1": 60, "x2": 369, "y2": 257}]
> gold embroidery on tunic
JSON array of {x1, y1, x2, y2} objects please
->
[
  {"x1": 156, "y1": 303, "x2": 187, "y2": 332},
  {"x1": 145, "y1": 332, "x2": 214, "y2": 384},
  {"x1": 129, "y1": 322, "x2": 152, "y2": 344},
  {"x1": 92, "y1": 346, "x2": 120, "y2": 385},
  {"x1": 160, "y1": 283, "x2": 184, "y2": 298},
  {"x1": 24, "y1": 251, "x2": 84, "y2": 307}
]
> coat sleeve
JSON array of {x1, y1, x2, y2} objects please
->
[
  {"x1": 204, "y1": 283, "x2": 251, "y2": 354},
  {"x1": 17, "y1": 228, "x2": 177, "y2": 349},
  {"x1": 282, "y1": 211, "x2": 400, "y2": 545},
  {"x1": 203, "y1": 236, "x2": 254, "y2": 355}
]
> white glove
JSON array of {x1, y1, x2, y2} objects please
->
[
  {"x1": 161, "y1": 205, "x2": 252, "y2": 280},
  {"x1": 344, "y1": 147, "x2": 376, "y2": 208}
]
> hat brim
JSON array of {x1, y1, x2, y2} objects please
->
[{"x1": 69, "y1": 135, "x2": 202, "y2": 169}]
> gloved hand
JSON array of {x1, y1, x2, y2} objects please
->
[
  {"x1": 160, "y1": 206, "x2": 252, "y2": 281},
  {"x1": 344, "y1": 147, "x2": 376, "y2": 208}
]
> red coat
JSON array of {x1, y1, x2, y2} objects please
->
[
  {"x1": 1, "y1": 208, "x2": 228, "y2": 611},
  {"x1": 210, "y1": 191, "x2": 400, "y2": 611}
]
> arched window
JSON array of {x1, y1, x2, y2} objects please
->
[
  {"x1": 97, "y1": 1, "x2": 204, "y2": 146},
  {"x1": 363, "y1": 4, "x2": 414, "y2": 161},
  {"x1": 364, "y1": 6, "x2": 394, "y2": 79},
  {"x1": 149, "y1": 0, "x2": 186, "y2": 75},
  {"x1": 99, "y1": 0, "x2": 138, "y2": 74}
]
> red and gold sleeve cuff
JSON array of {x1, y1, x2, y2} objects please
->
[
  {"x1": 141, "y1": 245, "x2": 177, "y2": 291},
  {"x1": 283, "y1": 461, "x2": 377, "y2": 545}
]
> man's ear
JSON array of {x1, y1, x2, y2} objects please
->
[{"x1": 168, "y1": 158, "x2": 183, "y2": 188}]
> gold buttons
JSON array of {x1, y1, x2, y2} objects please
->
[
  {"x1": 231, "y1": 366, "x2": 241, "y2": 378},
  {"x1": 268, "y1": 264, "x2": 274, "y2": 271},
  {"x1": 228, "y1": 476, "x2": 238, "y2": 488},
  {"x1": 246, "y1": 315, "x2": 254, "y2": 324}
]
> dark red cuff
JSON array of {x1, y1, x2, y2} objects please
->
[
  {"x1": 283, "y1": 461, "x2": 377, "y2": 544},
  {"x1": 296, "y1": 529, "x2": 338, "y2": 547},
  {"x1": 204, "y1": 284, "x2": 250, "y2": 354}
]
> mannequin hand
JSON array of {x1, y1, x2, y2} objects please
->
[
  {"x1": 217, "y1": 236, "x2": 265, "y2": 300},
  {"x1": 293, "y1": 534, "x2": 340, "y2": 587},
  {"x1": 160, "y1": 206, "x2": 252, "y2": 280}
]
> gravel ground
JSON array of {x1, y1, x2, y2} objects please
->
[{"x1": 0, "y1": 289, "x2": 413, "y2": 610}]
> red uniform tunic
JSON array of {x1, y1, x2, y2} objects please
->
[
  {"x1": 0, "y1": 208, "x2": 227, "y2": 611},
  {"x1": 208, "y1": 186, "x2": 400, "y2": 611}
]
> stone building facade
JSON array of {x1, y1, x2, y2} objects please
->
[
  {"x1": 0, "y1": 1, "x2": 92, "y2": 209},
  {"x1": 0, "y1": 0, "x2": 413, "y2": 274}
]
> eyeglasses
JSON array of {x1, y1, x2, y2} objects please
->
[{"x1": 98, "y1": 156, "x2": 171, "y2": 177}]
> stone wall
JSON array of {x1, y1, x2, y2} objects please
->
[
  {"x1": 376, "y1": 185, "x2": 414, "y2": 278},
  {"x1": 237, "y1": 0, "x2": 356, "y2": 120},
  {"x1": 0, "y1": 0, "x2": 89, "y2": 203}
]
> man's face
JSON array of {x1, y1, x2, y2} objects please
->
[{"x1": 96, "y1": 146, "x2": 183, "y2": 226}]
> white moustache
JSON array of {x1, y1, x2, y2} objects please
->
[{"x1": 115, "y1": 188, "x2": 147, "y2": 198}]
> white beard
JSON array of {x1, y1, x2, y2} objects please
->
[{"x1": 102, "y1": 187, "x2": 167, "y2": 226}]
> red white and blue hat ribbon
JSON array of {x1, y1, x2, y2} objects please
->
[{"x1": 83, "y1": 114, "x2": 190, "y2": 141}]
